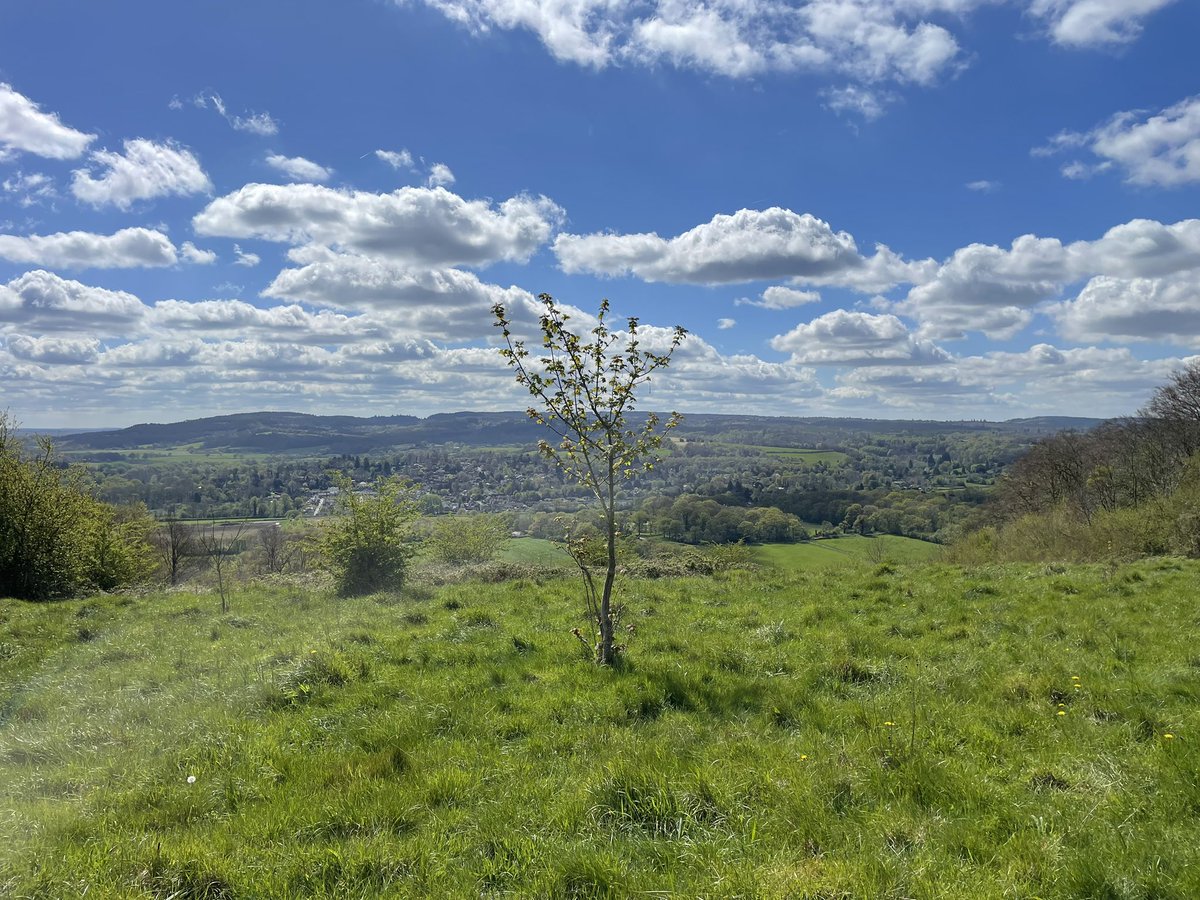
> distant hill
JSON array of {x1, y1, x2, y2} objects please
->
[{"x1": 56, "y1": 410, "x2": 1109, "y2": 455}]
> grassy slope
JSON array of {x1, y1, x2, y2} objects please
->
[
  {"x1": 2, "y1": 560, "x2": 1199, "y2": 898},
  {"x1": 754, "y1": 534, "x2": 942, "y2": 570}
]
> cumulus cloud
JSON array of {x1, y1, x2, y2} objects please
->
[
  {"x1": 717, "y1": 317, "x2": 736, "y2": 329},
  {"x1": 375, "y1": 148, "x2": 414, "y2": 169},
  {"x1": 426, "y1": 163, "x2": 456, "y2": 187},
  {"x1": 71, "y1": 139, "x2": 213, "y2": 209},
  {"x1": 265, "y1": 153, "x2": 333, "y2": 182},
  {"x1": 738, "y1": 286, "x2": 822, "y2": 309},
  {"x1": 406, "y1": 0, "x2": 966, "y2": 88},
  {"x1": 147, "y1": 299, "x2": 396, "y2": 344},
  {"x1": 1039, "y1": 95, "x2": 1200, "y2": 188},
  {"x1": 263, "y1": 250, "x2": 543, "y2": 339},
  {"x1": 555, "y1": 208, "x2": 863, "y2": 284},
  {"x1": 195, "y1": 183, "x2": 564, "y2": 268},
  {"x1": 0, "y1": 228, "x2": 179, "y2": 269},
  {"x1": 1029, "y1": 0, "x2": 1178, "y2": 47},
  {"x1": 1053, "y1": 272, "x2": 1200, "y2": 345},
  {"x1": 898, "y1": 235, "x2": 1068, "y2": 338},
  {"x1": 0, "y1": 83, "x2": 94, "y2": 160},
  {"x1": 770, "y1": 309, "x2": 950, "y2": 365},
  {"x1": 180, "y1": 241, "x2": 217, "y2": 265},
  {"x1": 0, "y1": 270, "x2": 147, "y2": 335},
  {"x1": 838, "y1": 343, "x2": 1184, "y2": 415},
  {"x1": 232, "y1": 244, "x2": 261, "y2": 267},
  {"x1": 897, "y1": 217, "x2": 1200, "y2": 339},
  {"x1": 6, "y1": 334, "x2": 100, "y2": 364}
]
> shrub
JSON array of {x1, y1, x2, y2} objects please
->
[
  {"x1": 319, "y1": 475, "x2": 419, "y2": 596},
  {"x1": 426, "y1": 514, "x2": 510, "y2": 564},
  {"x1": 0, "y1": 415, "x2": 155, "y2": 600}
]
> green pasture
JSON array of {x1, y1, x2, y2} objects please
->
[{"x1": 2, "y1": 558, "x2": 1198, "y2": 897}]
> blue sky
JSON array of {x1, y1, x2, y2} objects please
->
[{"x1": 1, "y1": 0, "x2": 1198, "y2": 427}]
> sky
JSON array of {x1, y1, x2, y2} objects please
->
[{"x1": 0, "y1": 0, "x2": 1198, "y2": 428}]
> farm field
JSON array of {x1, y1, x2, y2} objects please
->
[{"x1": 2, "y1": 558, "x2": 1198, "y2": 897}]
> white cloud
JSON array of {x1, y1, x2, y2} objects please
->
[
  {"x1": 898, "y1": 234, "x2": 1068, "y2": 338},
  {"x1": 71, "y1": 139, "x2": 213, "y2": 209},
  {"x1": 1053, "y1": 272, "x2": 1200, "y2": 345},
  {"x1": 195, "y1": 183, "x2": 564, "y2": 268},
  {"x1": 180, "y1": 241, "x2": 217, "y2": 265},
  {"x1": 0, "y1": 83, "x2": 94, "y2": 160},
  {"x1": 233, "y1": 244, "x2": 261, "y2": 267},
  {"x1": 823, "y1": 84, "x2": 894, "y2": 121},
  {"x1": 147, "y1": 299, "x2": 395, "y2": 344},
  {"x1": 1, "y1": 171, "x2": 58, "y2": 207},
  {"x1": 263, "y1": 250, "x2": 541, "y2": 339},
  {"x1": 1042, "y1": 96, "x2": 1200, "y2": 187},
  {"x1": 1029, "y1": 0, "x2": 1178, "y2": 47},
  {"x1": 837, "y1": 343, "x2": 1184, "y2": 415},
  {"x1": 555, "y1": 208, "x2": 863, "y2": 283},
  {"x1": 738, "y1": 286, "x2": 822, "y2": 309},
  {"x1": 717, "y1": 317, "x2": 736, "y2": 329},
  {"x1": 0, "y1": 228, "x2": 179, "y2": 269},
  {"x1": 966, "y1": 179, "x2": 1000, "y2": 192},
  {"x1": 6, "y1": 334, "x2": 100, "y2": 364},
  {"x1": 265, "y1": 153, "x2": 333, "y2": 183},
  {"x1": 426, "y1": 162, "x2": 456, "y2": 187},
  {"x1": 195, "y1": 92, "x2": 279, "y2": 135},
  {"x1": 376, "y1": 148, "x2": 414, "y2": 169},
  {"x1": 407, "y1": 0, "x2": 966, "y2": 87},
  {"x1": 0, "y1": 270, "x2": 147, "y2": 335},
  {"x1": 770, "y1": 309, "x2": 951, "y2": 365}
]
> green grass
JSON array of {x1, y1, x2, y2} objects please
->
[
  {"x1": 499, "y1": 536, "x2": 573, "y2": 565},
  {"x1": 754, "y1": 534, "x2": 942, "y2": 570},
  {"x1": 3, "y1": 559, "x2": 1200, "y2": 897}
]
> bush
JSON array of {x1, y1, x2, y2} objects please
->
[
  {"x1": 319, "y1": 475, "x2": 419, "y2": 596},
  {"x1": 426, "y1": 514, "x2": 510, "y2": 564},
  {"x1": 0, "y1": 415, "x2": 155, "y2": 600}
]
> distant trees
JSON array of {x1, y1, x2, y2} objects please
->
[
  {"x1": 494, "y1": 294, "x2": 685, "y2": 665},
  {"x1": 320, "y1": 474, "x2": 419, "y2": 596},
  {"x1": 0, "y1": 413, "x2": 154, "y2": 600},
  {"x1": 980, "y1": 360, "x2": 1200, "y2": 561}
]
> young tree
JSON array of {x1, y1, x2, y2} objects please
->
[
  {"x1": 154, "y1": 519, "x2": 196, "y2": 585},
  {"x1": 493, "y1": 294, "x2": 686, "y2": 665},
  {"x1": 199, "y1": 521, "x2": 246, "y2": 613},
  {"x1": 320, "y1": 474, "x2": 419, "y2": 596}
]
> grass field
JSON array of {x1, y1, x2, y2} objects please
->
[
  {"x1": 500, "y1": 536, "x2": 573, "y2": 565},
  {"x1": 754, "y1": 534, "x2": 943, "y2": 570},
  {"x1": 2, "y1": 559, "x2": 1198, "y2": 897}
]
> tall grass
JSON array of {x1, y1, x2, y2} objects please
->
[{"x1": 2, "y1": 559, "x2": 1199, "y2": 897}]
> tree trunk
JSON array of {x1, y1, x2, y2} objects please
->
[{"x1": 598, "y1": 466, "x2": 617, "y2": 665}]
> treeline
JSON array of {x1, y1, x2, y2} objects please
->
[{"x1": 953, "y1": 362, "x2": 1200, "y2": 562}]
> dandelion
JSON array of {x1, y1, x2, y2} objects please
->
[
  {"x1": 800, "y1": 754, "x2": 809, "y2": 760},
  {"x1": 1057, "y1": 703, "x2": 1066, "y2": 708},
  {"x1": 1056, "y1": 711, "x2": 1066, "y2": 717},
  {"x1": 883, "y1": 721, "x2": 895, "y2": 727},
  {"x1": 186, "y1": 775, "x2": 197, "y2": 784},
  {"x1": 1071, "y1": 675, "x2": 1080, "y2": 682},
  {"x1": 1164, "y1": 733, "x2": 1175, "y2": 740}
]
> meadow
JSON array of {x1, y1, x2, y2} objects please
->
[{"x1": 2, "y1": 555, "x2": 1198, "y2": 898}]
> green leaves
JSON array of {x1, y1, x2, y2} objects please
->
[{"x1": 319, "y1": 474, "x2": 419, "y2": 597}]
